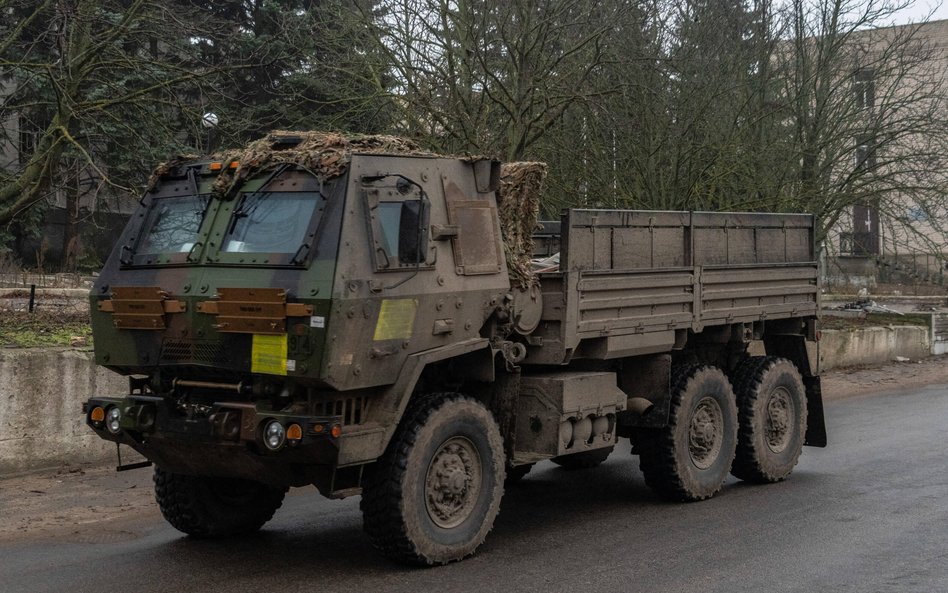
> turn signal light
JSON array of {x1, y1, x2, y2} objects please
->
[
  {"x1": 90, "y1": 406, "x2": 105, "y2": 423},
  {"x1": 208, "y1": 162, "x2": 222, "y2": 171},
  {"x1": 287, "y1": 423, "x2": 303, "y2": 441},
  {"x1": 229, "y1": 161, "x2": 239, "y2": 169},
  {"x1": 313, "y1": 424, "x2": 325, "y2": 434},
  {"x1": 330, "y1": 424, "x2": 342, "y2": 439}
]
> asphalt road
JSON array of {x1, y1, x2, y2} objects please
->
[{"x1": 3, "y1": 384, "x2": 948, "y2": 593}]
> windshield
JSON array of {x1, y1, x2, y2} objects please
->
[
  {"x1": 137, "y1": 194, "x2": 208, "y2": 254},
  {"x1": 223, "y1": 191, "x2": 322, "y2": 254}
]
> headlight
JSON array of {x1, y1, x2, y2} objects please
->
[
  {"x1": 263, "y1": 420, "x2": 286, "y2": 451},
  {"x1": 106, "y1": 406, "x2": 122, "y2": 435}
]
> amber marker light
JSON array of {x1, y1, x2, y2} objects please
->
[
  {"x1": 330, "y1": 424, "x2": 342, "y2": 439},
  {"x1": 287, "y1": 423, "x2": 303, "y2": 442},
  {"x1": 90, "y1": 406, "x2": 105, "y2": 423},
  {"x1": 228, "y1": 161, "x2": 239, "y2": 169},
  {"x1": 208, "y1": 162, "x2": 223, "y2": 171},
  {"x1": 313, "y1": 424, "x2": 325, "y2": 434}
]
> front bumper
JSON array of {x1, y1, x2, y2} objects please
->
[{"x1": 82, "y1": 395, "x2": 344, "y2": 487}]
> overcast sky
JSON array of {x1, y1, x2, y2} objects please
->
[{"x1": 893, "y1": 1, "x2": 948, "y2": 23}]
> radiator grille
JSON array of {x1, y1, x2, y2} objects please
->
[
  {"x1": 160, "y1": 340, "x2": 230, "y2": 365},
  {"x1": 314, "y1": 396, "x2": 368, "y2": 425}
]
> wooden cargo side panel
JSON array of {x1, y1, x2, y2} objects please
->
[
  {"x1": 528, "y1": 209, "x2": 818, "y2": 365},
  {"x1": 701, "y1": 265, "x2": 819, "y2": 324},
  {"x1": 562, "y1": 210, "x2": 691, "y2": 271},
  {"x1": 612, "y1": 227, "x2": 686, "y2": 269},
  {"x1": 576, "y1": 271, "x2": 695, "y2": 334},
  {"x1": 692, "y1": 212, "x2": 815, "y2": 266}
]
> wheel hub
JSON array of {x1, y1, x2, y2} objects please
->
[
  {"x1": 425, "y1": 437, "x2": 482, "y2": 529},
  {"x1": 765, "y1": 387, "x2": 794, "y2": 453},
  {"x1": 689, "y1": 397, "x2": 724, "y2": 470}
]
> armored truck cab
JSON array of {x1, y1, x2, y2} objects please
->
[{"x1": 84, "y1": 132, "x2": 825, "y2": 565}]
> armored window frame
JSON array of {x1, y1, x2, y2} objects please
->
[
  {"x1": 209, "y1": 169, "x2": 330, "y2": 268},
  {"x1": 362, "y1": 180, "x2": 433, "y2": 272},
  {"x1": 126, "y1": 192, "x2": 214, "y2": 267}
]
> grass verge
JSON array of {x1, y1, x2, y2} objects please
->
[{"x1": 0, "y1": 311, "x2": 92, "y2": 348}]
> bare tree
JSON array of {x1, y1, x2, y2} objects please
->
[
  {"x1": 0, "y1": 0, "x2": 387, "y2": 268},
  {"x1": 362, "y1": 0, "x2": 618, "y2": 161}
]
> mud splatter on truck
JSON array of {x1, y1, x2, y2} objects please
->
[{"x1": 83, "y1": 131, "x2": 825, "y2": 565}]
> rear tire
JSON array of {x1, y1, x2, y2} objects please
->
[
  {"x1": 361, "y1": 393, "x2": 505, "y2": 565},
  {"x1": 551, "y1": 446, "x2": 613, "y2": 470},
  {"x1": 730, "y1": 356, "x2": 807, "y2": 483},
  {"x1": 636, "y1": 365, "x2": 737, "y2": 502},
  {"x1": 153, "y1": 468, "x2": 286, "y2": 537}
]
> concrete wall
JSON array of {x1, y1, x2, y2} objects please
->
[
  {"x1": 820, "y1": 326, "x2": 931, "y2": 371},
  {"x1": 0, "y1": 349, "x2": 127, "y2": 475}
]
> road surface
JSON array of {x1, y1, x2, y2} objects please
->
[{"x1": 2, "y1": 381, "x2": 947, "y2": 592}]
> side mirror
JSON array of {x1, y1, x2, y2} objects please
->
[{"x1": 398, "y1": 199, "x2": 430, "y2": 264}]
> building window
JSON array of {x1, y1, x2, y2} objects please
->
[
  {"x1": 852, "y1": 203, "x2": 879, "y2": 255},
  {"x1": 18, "y1": 114, "x2": 38, "y2": 164},
  {"x1": 854, "y1": 68, "x2": 875, "y2": 109},
  {"x1": 840, "y1": 232, "x2": 853, "y2": 255},
  {"x1": 854, "y1": 135, "x2": 876, "y2": 170}
]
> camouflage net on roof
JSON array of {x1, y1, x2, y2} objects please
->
[
  {"x1": 146, "y1": 153, "x2": 200, "y2": 190},
  {"x1": 498, "y1": 162, "x2": 548, "y2": 289},
  {"x1": 212, "y1": 131, "x2": 433, "y2": 196},
  {"x1": 148, "y1": 131, "x2": 433, "y2": 195},
  {"x1": 149, "y1": 132, "x2": 547, "y2": 288}
]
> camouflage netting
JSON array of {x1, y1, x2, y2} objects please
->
[
  {"x1": 146, "y1": 153, "x2": 200, "y2": 190},
  {"x1": 497, "y1": 161, "x2": 548, "y2": 289},
  {"x1": 149, "y1": 132, "x2": 548, "y2": 288},
  {"x1": 148, "y1": 131, "x2": 434, "y2": 196}
]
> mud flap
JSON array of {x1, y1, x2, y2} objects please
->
[{"x1": 803, "y1": 376, "x2": 827, "y2": 447}]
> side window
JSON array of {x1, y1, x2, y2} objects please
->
[
  {"x1": 376, "y1": 202, "x2": 403, "y2": 258},
  {"x1": 364, "y1": 180, "x2": 430, "y2": 270}
]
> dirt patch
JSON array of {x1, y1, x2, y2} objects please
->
[
  {"x1": 0, "y1": 463, "x2": 158, "y2": 543},
  {"x1": 821, "y1": 354, "x2": 948, "y2": 400}
]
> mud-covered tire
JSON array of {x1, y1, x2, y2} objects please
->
[
  {"x1": 730, "y1": 356, "x2": 807, "y2": 483},
  {"x1": 360, "y1": 393, "x2": 505, "y2": 565},
  {"x1": 636, "y1": 365, "x2": 738, "y2": 502},
  {"x1": 551, "y1": 446, "x2": 613, "y2": 470},
  {"x1": 153, "y1": 468, "x2": 286, "y2": 537},
  {"x1": 505, "y1": 463, "x2": 534, "y2": 483}
]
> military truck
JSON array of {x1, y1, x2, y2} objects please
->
[{"x1": 83, "y1": 131, "x2": 826, "y2": 565}]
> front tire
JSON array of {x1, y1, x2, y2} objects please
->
[
  {"x1": 153, "y1": 468, "x2": 286, "y2": 537},
  {"x1": 636, "y1": 365, "x2": 738, "y2": 502},
  {"x1": 730, "y1": 356, "x2": 807, "y2": 483},
  {"x1": 361, "y1": 393, "x2": 505, "y2": 565}
]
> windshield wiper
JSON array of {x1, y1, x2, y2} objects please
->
[{"x1": 230, "y1": 164, "x2": 293, "y2": 232}]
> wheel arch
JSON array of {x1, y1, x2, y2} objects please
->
[
  {"x1": 762, "y1": 330, "x2": 827, "y2": 448},
  {"x1": 338, "y1": 338, "x2": 495, "y2": 466}
]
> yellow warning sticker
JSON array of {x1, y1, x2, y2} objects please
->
[
  {"x1": 252, "y1": 334, "x2": 288, "y2": 375},
  {"x1": 373, "y1": 299, "x2": 418, "y2": 341}
]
